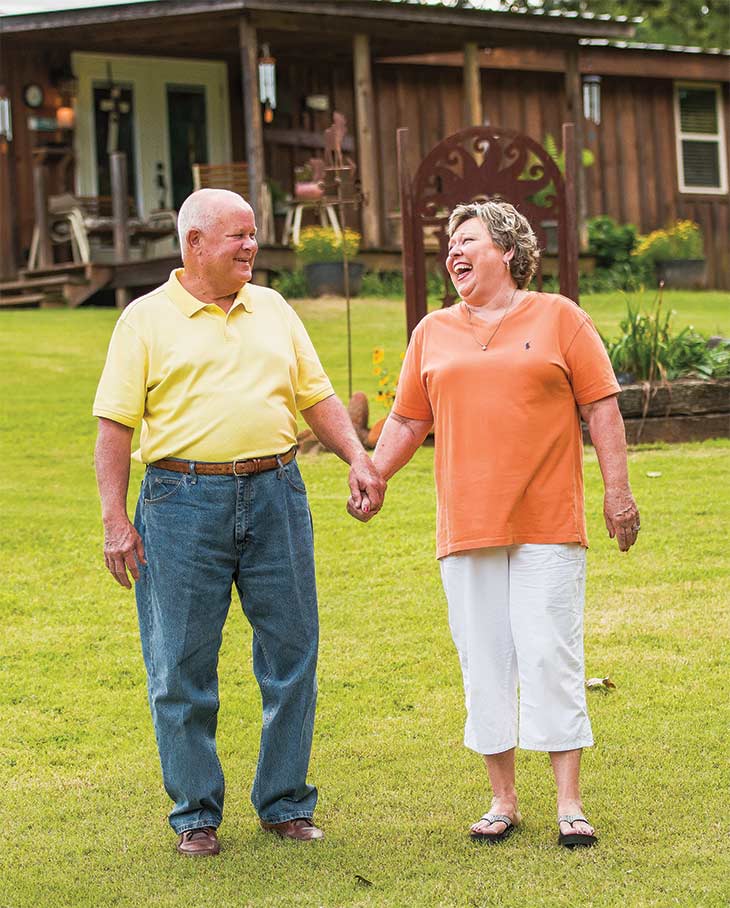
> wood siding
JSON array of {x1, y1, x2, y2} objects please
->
[{"x1": 372, "y1": 62, "x2": 730, "y2": 288}]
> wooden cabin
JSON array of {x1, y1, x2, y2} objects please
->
[{"x1": 0, "y1": 0, "x2": 728, "y2": 302}]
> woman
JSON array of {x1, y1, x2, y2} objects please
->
[{"x1": 352, "y1": 200, "x2": 640, "y2": 847}]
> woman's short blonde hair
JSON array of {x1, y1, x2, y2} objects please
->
[{"x1": 447, "y1": 200, "x2": 540, "y2": 289}]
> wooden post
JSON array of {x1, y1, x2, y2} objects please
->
[
  {"x1": 31, "y1": 155, "x2": 53, "y2": 270},
  {"x1": 561, "y1": 122, "x2": 579, "y2": 306},
  {"x1": 353, "y1": 33, "x2": 382, "y2": 249},
  {"x1": 239, "y1": 17, "x2": 270, "y2": 242},
  {"x1": 463, "y1": 42, "x2": 483, "y2": 127},
  {"x1": 0, "y1": 139, "x2": 15, "y2": 279},
  {"x1": 110, "y1": 151, "x2": 129, "y2": 308},
  {"x1": 565, "y1": 46, "x2": 587, "y2": 250},
  {"x1": 397, "y1": 127, "x2": 427, "y2": 337}
]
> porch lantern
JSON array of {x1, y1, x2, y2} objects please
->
[
  {"x1": 258, "y1": 44, "x2": 276, "y2": 124},
  {"x1": 583, "y1": 75, "x2": 601, "y2": 125},
  {"x1": 56, "y1": 104, "x2": 75, "y2": 130}
]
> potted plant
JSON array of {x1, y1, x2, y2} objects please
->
[
  {"x1": 632, "y1": 219, "x2": 706, "y2": 289},
  {"x1": 294, "y1": 226, "x2": 364, "y2": 296}
]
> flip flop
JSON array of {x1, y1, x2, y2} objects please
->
[
  {"x1": 558, "y1": 814, "x2": 598, "y2": 848},
  {"x1": 470, "y1": 812, "x2": 519, "y2": 844}
]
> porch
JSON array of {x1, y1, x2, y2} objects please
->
[{"x1": 0, "y1": 0, "x2": 637, "y2": 298}]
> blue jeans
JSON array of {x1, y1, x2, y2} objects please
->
[{"x1": 133, "y1": 457, "x2": 319, "y2": 834}]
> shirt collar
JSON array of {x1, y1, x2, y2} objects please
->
[{"x1": 166, "y1": 269, "x2": 254, "y2": 317}]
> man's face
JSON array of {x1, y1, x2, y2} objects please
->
[{"x1": 196, "y1": 202, "x2": 258, "y2": 291}]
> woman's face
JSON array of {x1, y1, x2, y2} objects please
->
[{"x1": 446, "y1": 217, "x2": 511, "y2": 302}]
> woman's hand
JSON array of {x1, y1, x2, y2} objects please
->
[{"x1": 603, "y1": 488, "x2": 640, "y2": 552}]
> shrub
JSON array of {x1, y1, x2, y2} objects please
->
[
  {"x1": 271, "y1": 269, "x2": 308, "y2": 298},
  {"x1": 294, "y1": 226, "x2": 361, "y2": 264},
  {"x1": 360, "y1": 271, "x2": 405, "y2": 299},
  {"x1": 633, "y1": 220, "x2": 704, "y2": 266},
  {"x1": 588, "y1": 216, "x2": 638, "y2": 268},
  {"x1": 601, "y1": 291, "x2": 725, "y2": 382}
]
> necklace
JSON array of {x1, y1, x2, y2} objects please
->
[{"x1": 463, "y1": 287, "x2": 519, "y2": 352}]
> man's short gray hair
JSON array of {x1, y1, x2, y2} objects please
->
[
  {"x1": 177, "y1": 188, "x2": 249, "y2": 258},
  {"x1": 447, "y1": 200, "x2": 540, "y2": 289}
]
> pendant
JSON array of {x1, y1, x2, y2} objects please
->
[{"x1": 481, "y1": 344, "x2": 487, "y2": 351}]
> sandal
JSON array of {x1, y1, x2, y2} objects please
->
[
  {"x1": 470, "y1": 812, "x2": 520, "y2": 844},
  {"x1": 557, "y1": 814, "x2": 597, "y2": 848}
]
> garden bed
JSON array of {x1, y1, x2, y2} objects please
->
[{"x1": 582, "y1": 378, "x2": 730, "y2": 445}]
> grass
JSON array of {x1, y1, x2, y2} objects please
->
[{"x1": 1, "y1": 292, "x2": 729, "y2": 907}]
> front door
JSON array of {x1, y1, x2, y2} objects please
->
[
  {"x1": 167, "y1": 86, "x2": 209, "y2": 211},
  {"x1": 73, "y1": 52, "x2": 231, "y2": 218}
]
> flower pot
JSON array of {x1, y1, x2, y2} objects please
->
[
  {"x1": 304, "y1": 262, "x2": 364, "y2": 297},
  {"x1": 654, "y1": 259, "x2": 707, "y2": 290},
  {"x1": 294, "y1": 181, "x2": 324, "y2": 202}
]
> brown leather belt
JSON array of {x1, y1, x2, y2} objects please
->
[{"x1": 151, "y1": 446, "x2": 297, "y2": 476}]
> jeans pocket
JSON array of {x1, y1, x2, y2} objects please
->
[
  {"x1": 144, "y1": 473, "x2": 185, "y2": 504},
  {"x1": 281, "y1": 463, "x2": 307, "y2": 495},
  {"x1": 552, "y1": 543, "x2": 585, "y2": 563}
]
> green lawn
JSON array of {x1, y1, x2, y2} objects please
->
[{"x1": 1, "y1": 294, "x2": 729, "y2": 907}]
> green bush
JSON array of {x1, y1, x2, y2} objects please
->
[
  {"x1": 271, "y1": 269, "x2": 308, "y2": 299},
  {"x1": 360, "y1": 271, "x2": 405, "y2": 298},
  {"x1": 588, "y1": 215, "x2": 638, "y2": 268},
  {"x1": 601, "y1": 292, "x2": 725, "y2": 382}
]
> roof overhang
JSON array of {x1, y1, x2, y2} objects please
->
[{"x1": 0, "y1": 0, "x2": 638, "y2": 45}]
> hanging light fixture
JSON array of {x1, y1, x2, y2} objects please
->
[{"x1": 258, "y1": 44, "x2": 276, "y2": 124}]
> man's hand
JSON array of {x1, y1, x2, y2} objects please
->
[
  {"x1": 103, "y1": 515, "x2": 146, "y2": 588},
  {"x1": 347, "y1": 453, "x2": 386, "y2": 520},
  {"x1": 604, "y1": 488, "x2": 640, "y2": 552}
]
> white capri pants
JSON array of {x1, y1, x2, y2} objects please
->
[{"x1": 440, "y1": 544, "x2": 593, "y2": 755}]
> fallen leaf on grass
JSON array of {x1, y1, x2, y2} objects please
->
[
  {"x1": 646, "y1": 471, "x2": 662, "y2": 478},
  {"x1": 586, "y1": 677, "x2": 617, "y2": 691}
]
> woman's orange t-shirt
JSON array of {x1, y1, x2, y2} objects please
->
[{"x1": 392, "y1": 293, "x2": 620, "y2": 558}]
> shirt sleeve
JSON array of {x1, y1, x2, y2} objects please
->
[
  {"x1": 288, "y1": 308, "x2": 335, "y2": 411},
  {"x1": 564, "y1": 315, "x2": 620, "y2": 406},
  {"x1": 392, "y1": 322, "x2": 433, "y2": 421},
  {"x1": 92, "y1": 317, "x2": 148, "y2": 428}
]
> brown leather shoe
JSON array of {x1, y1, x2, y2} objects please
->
[
  {"x1": 260, "y1": 817, "x2": 324, "y2": 841},
  {"x1": 176, "y1": 826, "x2": 220, "y2": 856}
]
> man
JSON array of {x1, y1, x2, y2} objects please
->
[{"x1": 93, "y1": 188, "x2": 385, "y2": 856}]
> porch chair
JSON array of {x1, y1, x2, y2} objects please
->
[
  {"x1": 192, "y1": 162, "x2": 274, "y2": 242},
  {"x1": 27, "y1": 193, "x2": 177, "y2": 269}
]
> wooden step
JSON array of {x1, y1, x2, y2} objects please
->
[
  {"x1": 0, "y1": 293, "x2": 44, "y2": 308},
  {"x1": 0, "y1": 274, "x2": 74, "y2": 292},
  {"x1": 20, "y1": 262, "x2": 90, "y2": 282}
]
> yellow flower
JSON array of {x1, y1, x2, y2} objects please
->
[
  {"x1": 372, "y1": 347, "x2": 385, "y2": 364},
  {"x1": 379, "y1": 375, "x2": 390, "y2": 386},
  {"x1": 373, "y1": 366, "x2": 382, "y2": 376}
]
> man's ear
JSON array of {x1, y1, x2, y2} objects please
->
[
  {"x1": 186, "y1": 229, "x2": 202, "y2": 253},
  {"x1": 503, "y1": 247, "x2": 515, "y2": 264}
]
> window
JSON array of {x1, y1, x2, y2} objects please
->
[{"x1": 674, "y1": 83, "x2": 727, "y2": 194}]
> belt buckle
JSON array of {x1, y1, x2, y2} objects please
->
[{"x1": 232, "y1": 458, "x2": 260, "y2": 475}]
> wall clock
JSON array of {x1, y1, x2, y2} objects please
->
[{"x1": 23, "y1": 83, "x2": 44, "y2": 109}]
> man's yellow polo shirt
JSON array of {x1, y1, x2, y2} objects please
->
[{"x1": 93, "y1": 270, "x2": 334, "y2": 463}]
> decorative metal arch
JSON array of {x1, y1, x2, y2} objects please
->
[{"x1": 397, "y1": 124, "x2": 579, "y2": 337}]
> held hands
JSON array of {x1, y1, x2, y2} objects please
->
[
  {"x1": 604, "y1": 488, "x2": 641, "y2": 552},
  {"x1": 346, "y1": 453, "x2": 386, "y2": 523},
  {"x1": 103, "y1": 515, "x2": 146, "y2": 588}
]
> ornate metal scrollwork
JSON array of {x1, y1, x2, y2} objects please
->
[{"x1": 411, "y1": 127, "x2": 565, "y2": 307}]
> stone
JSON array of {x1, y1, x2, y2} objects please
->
[{"x1": 367, "y1": 416, "x2": 387, "y2": 449}]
